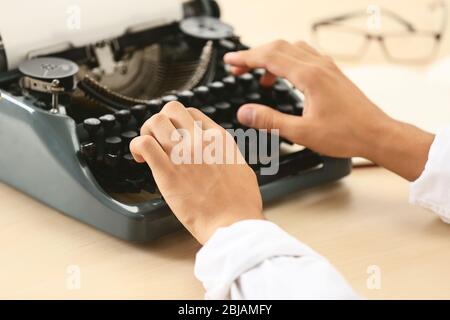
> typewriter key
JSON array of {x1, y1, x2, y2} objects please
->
[
  {"x1": 237, "y1": 73, "x2": 255, "y2": 92},
  {"x1": 105, "y1": 136, "x2": 122, "y2": 154},
  {"x1": 222, "y1": 75, "x2": 237, "y2": 93},
  {"x1": 115, "y1": 110, "x2": 131, "y2": 127},
  {"x1": 200, "y1": 106, "x2": 217, "y2": 120},
  {"x1": 177, "y1": 90, "x2": 194, "y2": 106},
  {"x1": 147, "y1": 99, "x2": 163, "y2": 111},
  {"x1": 83, "y1": 118, "x2": 101, "y2": 139},
  {"x1": 131, "y1": 105, "x2": 147, "y2": 125},
  {"x1": 161, "y1": 95, "x2": 179, "y2": 105},
  {"x1": 99, "y1": 114, "x2": 116, "y2": 136},
  {"x1": 80, "y1": 142, "x2": 97, "y2": 162},
  {"x1": 121, "y1": 131, "x2": 138, "y2": 153},
  {"x1": 209, "y1": 81, "x2": 225, "y2": 100},
  {"x1": 215, "y1": 102, "x2": 232, "y2": 121}
]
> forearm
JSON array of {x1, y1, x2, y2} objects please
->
[{"x1": 362, "y1": 117, "x2": 435, "y2": 182}]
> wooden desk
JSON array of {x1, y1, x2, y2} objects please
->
[{"x1": 1, "y1": 0, "x2": 450, "y2": 299}]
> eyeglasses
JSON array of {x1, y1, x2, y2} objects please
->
[{"x1": 311, "y1": 1, "x2": 448, "y2": 64}]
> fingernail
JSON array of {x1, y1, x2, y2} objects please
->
[{"x1": 238, "y1": 106, "x2": 255, "y2": 126}]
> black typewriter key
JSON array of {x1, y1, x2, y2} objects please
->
[
  {"x1": 161, "y1": 95, "x2": 179, "y2": 105},
  {"x1": 83, "y1": 118, "x2": 101, "y2": 139},
  {"x1": 193, "y1": 86, "x2": 210, "y2": 104},
  {"x1": 200, "y1": 106, "x2": 217, "y2": 120},
  {"x1": 147, "y1": 98, "x2": 163, "y2": 112},
  {"x1": 209, "y1": 81, "x2": 225, "y2": 100},
  {"x1": 80, "y1": 141, "x2": 97, "y2": 161},
  {"x1": 105, "y1": 136, "x2": 122, "y2": 154},
  {"x1": 99, "y1": 114, "x2": 116, "y2": 136},
  {"x1": 230, "y1": 97, "x2": 245, "y2": 111},
  {"x1": 131, "y1": 104, "x2": 147, "y2": 120},
  {"x1": 273, "y1": 83, "x2": 291, "y2": 102},
  {"x1": 245, "y1": 92, "x2": 262, "y2": 104},
  {"x1": 177, "y1": 90, "x2": 194, "y2": 106},
  {"x1": 215, "y1": 102, "x2": 232, "y2": 121},
  {"x1": 237, "y1": 73, "x2": 255, "y2": 92},
  {"x1": 278, "y1": 104, "x2": 294, "y2": 115},
  {"x1": 104, "y1": 153, "x2": 120, "y2": 168},
  {"x1": 252, "y1": 69, "x2": 265, "y2": 82},
  {"x1": 121, "y1": 131, "x2": 138, "y2": 153},
  {"x1": 220, "y1": 122, "x2": 234, "y2": 130},
  {"x1": 222, "y1": 75, "x2": 237, "y2": 92},
  {"x1": 294, "y1": 102, "x2": 304, "y2": 116},
  {"x1": 122, "y1": 153, "x2": 144, "y2": 193},
  {"x1": 115, "y1": 109, "x2": 131, "y2": 128}
]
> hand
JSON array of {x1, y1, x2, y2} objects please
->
[
  {"x1": 225, "y1": 40, "x2": 434, "y2": 181},
  {"x1": 130, "y1": 101, "x2": 264, "y2": 244}
]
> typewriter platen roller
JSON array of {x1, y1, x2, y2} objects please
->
[{"x1": 0, "y1": 0, "x2": 351, "y2": 241}]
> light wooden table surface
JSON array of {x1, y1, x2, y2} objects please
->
[{"x1": 1, "y1": 0, "x2": 450, "y2": 299}]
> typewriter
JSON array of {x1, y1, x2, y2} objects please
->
[{"x1": 0, "y1": 0, "x2": 351, "y2": 241}]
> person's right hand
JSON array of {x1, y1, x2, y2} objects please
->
[{"x1": 225, "y1": 40, "x2": 435, "y2": 181}]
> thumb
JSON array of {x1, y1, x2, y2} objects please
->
[{"x1": 237, "y1": 104, "x2": 305, "y2": 143}]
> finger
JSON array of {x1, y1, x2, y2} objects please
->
[
  {"x1": 130, "y1": 135, "x2": 172, "y2": 172},
  {"x1": 237, "y1": 103, "x2": 307, "y2": 142},
  {"x1": 260, "y1": 71, "x2": 278, "y2": 87},
  {"x1": 186, "y1": 107, "x2": 222, "y2": 131},
  {"x1": 160, "y1": 101, "x2": 195, "y2": 130},
  {"x1": 230, "y1": 66, "x2": 250, "y2": 76},
  {"x1": 140, "y1": 113, "x2": 181, "y2": 154}
]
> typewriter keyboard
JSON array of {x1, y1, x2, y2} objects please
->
[{"x1": 76, "y1": 70, "x2": 304, "y2": 194}]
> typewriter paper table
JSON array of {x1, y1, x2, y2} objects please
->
[{"x1": 1, "y1": 0, "x2": 450, "y2": 299}]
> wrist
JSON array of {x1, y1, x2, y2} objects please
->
[
  {"x1": 360, "y1": 115, "x2": 435, "y2": 181},
  {"x1": 196, "y1": 212, "x2": 265, "y2": 245}
]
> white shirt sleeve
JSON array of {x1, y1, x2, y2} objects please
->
[
  {"x1": 410, "y1": 127, "x2": 450, "y2": 223},
  {"x1": 194, "y1": 219, "x2": 358, "y2": 300}
]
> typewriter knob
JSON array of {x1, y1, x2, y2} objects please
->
[
  {"x1": 177, "y1": 90, "x2": 194, "y2": 106},
  {"x1": 115, "y1": 110, "x2": 131, "y2": 127},
  {"x1": 180, "y1": 16, "x2": 234, "y2": 40},
  {"x1": 193, "y1": 86, "x2": 210, "y2": 104},
  {"x1": 99, "y1": 114, "x2": 116, "y2": 135},
  {"x1": 105, "y1": 136, "x2": 122, "y2": 154},
  {"x1": 131, "y1": 105, "x2": 147, "y2": 124},
  {"x1": 83, "y1": 118, "x2": 101, "y2": 138}
]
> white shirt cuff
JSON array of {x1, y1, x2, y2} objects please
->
[
  {"x1": 194, "y1": 219, "x2": 352, "y2": 299},
  {"x1": 410, "y1": 127, "x2": 450, "y2": 223}
]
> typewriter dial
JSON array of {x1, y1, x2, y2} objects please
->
[
  {"x1": 180, "y1": 16, "x2": 234, "y2": 40},
  {"x1": 19, "y1": 57, "x2": 79, "y2": 91}
]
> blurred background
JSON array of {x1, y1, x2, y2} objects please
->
[{"x1": 218, "y1": 0, "x2": 450, "y2": 65}]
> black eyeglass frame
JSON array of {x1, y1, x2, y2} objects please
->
[{"x1": 311, "y1": 1, "x2": 448, "y2": 63}]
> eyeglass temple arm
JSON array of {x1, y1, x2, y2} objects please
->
[{"x1": 312, "y1": 8, "x2": 416, "y2": 32}]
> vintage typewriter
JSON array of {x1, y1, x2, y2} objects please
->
[{"x1": 0, "y1": 0, "x2": 351, "y2": 241}]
